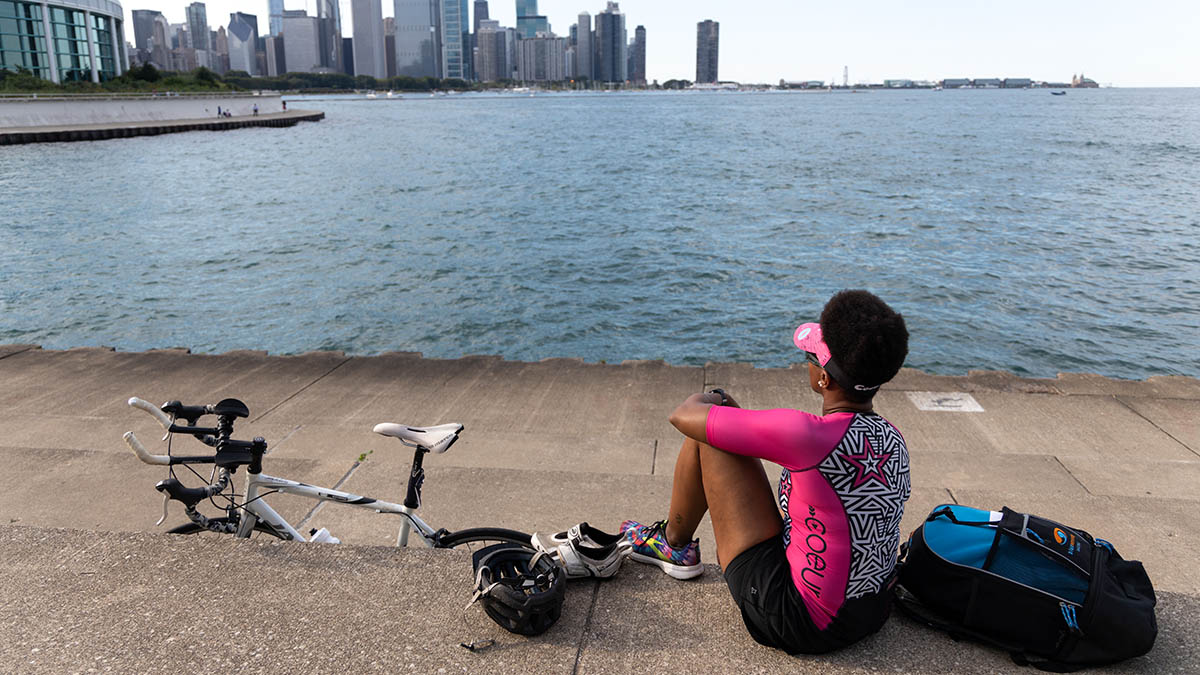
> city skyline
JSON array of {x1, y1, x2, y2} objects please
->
[{"x1": 120, "y1": 0, "x2": 1198, "y2": 86}]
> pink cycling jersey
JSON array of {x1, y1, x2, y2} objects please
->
[{"x1": 706, "y1": 406, "x2": 910, "y2": 631}]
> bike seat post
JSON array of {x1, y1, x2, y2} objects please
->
[{"x1": 403, "y1": 446, "x2": 428, "y2": 510}]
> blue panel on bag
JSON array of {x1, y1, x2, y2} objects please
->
[
  {"x1": 923, "y1": 504, "x2": 996, "y2": 569},
  {"x1": 989, "y1": 536, "x2": 1088, "y2": 603}
]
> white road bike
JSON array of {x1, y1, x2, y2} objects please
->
[{"x1": 123, "y1": 396, "x2": 529, "y2": 550}]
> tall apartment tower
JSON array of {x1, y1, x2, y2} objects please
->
[
  {"x1": 186, "y1": 2, "x2": 210, "y2": 52},
  {"x1": 393, "y1": 0, "x2": 440, "y2": 77},
  {"x1": 574, "y1": 11, "x2": 591, "y2": 81},
  {"x1": 351, "y1": 0, "x2": 387, "y2": 77},
  {"x1": 629, "y1": 24, "x2": 645, "y2": 85},
  {"x1": 593, "y1": 2, "x2": 626, "y2": 84},
  {"x1": 696, "y1": 20, "x2": 718, "y2": 84}
]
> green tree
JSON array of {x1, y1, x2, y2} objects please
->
[
  {"x1": 193, "y1": 66, "x2": 218, "y2": 84},
  {"x1": 132, "y1": 62, "x2": 162, "y2": 82}
]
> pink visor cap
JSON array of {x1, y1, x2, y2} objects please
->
[
  {"x1": 793, "y1": 322, "x2": 883, "y2": 392},
  {"x1": 793, "y1": 323, "x2": 833, "y2": 366}
]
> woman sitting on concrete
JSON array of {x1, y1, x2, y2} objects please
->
[{"x1": 622, "y1": 289, "x2": 910, "y2": 653}]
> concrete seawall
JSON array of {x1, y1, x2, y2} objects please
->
[
  {"x1": 1, "y1": 344, "x2": 1196, "y2": 673},
  {"x1": 0, "y1": 93, "x2": 285, "y2": 128}
]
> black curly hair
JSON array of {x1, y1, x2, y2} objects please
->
[{"x1": 819, "y1": 290, "x2": 909, "y2": 403}]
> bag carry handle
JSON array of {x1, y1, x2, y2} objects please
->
[{"x1": 926, "y1": 506, "x2": 996, "y2": 527}]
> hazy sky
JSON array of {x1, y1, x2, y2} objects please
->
[{"x1": 127, "y1": 0, "x2": 1199, "y2": 86}]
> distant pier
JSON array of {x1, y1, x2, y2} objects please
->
[{"x1": 0, "y1": 109, "x2": 324, "y2": 145}]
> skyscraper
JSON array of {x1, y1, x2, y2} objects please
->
[
  {"x1": 228, "y1": 12, "x2": 258, "y2": 75},
  {"x1": 515, "y1": 0, "x2": 547, "y2": 39},
  {"x1": 269, "y1": 0, "x2": 284, "y2": 36},
  {"x1": 440, "y1": 0, "x2": 468, "y2": 79},
  {"x1": 281, "y1": 10, "x2": 319, "y2": 72},
  {"x1": 351, "y1": 0, "x2": 386, "y2": 78},
  {"x1": 574, "y1": 11, "x2": 591, "y2": 81},
  {"x1": 132, "y1": 10, "x2": 171, "y2": 69},
  {"x1": 473, "y1": 0, "x2": 488, "y2": 34},
  {"x1": 593, "y1": 2, "x2": 625, "y2": 84},
  {"x1": 315, "y1": 0, "x2": 342, "y2": 72},
  {"x1": 630, "y1": 24, "x2": 645, "y2": 85},
  {"x1": 696, "y1": 20, "x2": 718, "y2": 84},
  {"x1": 265, "y1": 35, "x2": 286, "y2": 75},
  {"x1": 186, "y1": 2, "x2": 210, "y2": 52},
  {"x1": 474, "y1": 19, "x2": 501, "y2": 82},
  {"x1": 394, "y1": 0, "x2": 439, "y2": 77},
  {"x1": 132, "y1": 10, "x2": 160, "y2": 51},
  {"x1": 384, "y1": 17, "x2": 397, "y2": 77}
]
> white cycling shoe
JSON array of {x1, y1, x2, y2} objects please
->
[{"x1": 531, "y1": 523, "x2": 632, "y2": 579}]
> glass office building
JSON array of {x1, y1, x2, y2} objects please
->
[{"x1": 0, "y1": 0, "x2": 125, "y2": 83}]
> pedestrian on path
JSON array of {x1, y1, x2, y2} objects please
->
[
  {"x1": 253, "y1": 103, "x2": 259, "y2": 116},
  {"x1": 621, "y1": 290, "x2": 910, "y2": 655}
]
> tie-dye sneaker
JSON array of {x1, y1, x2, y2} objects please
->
[{"x1": 620, "y1": 519, "x2": 703, "y2": 579}]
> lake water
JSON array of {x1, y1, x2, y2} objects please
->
[{"x1": 2, "y1": 88, "x2": 1198, "y2": 380}]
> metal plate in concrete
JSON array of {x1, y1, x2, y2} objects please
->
[
  {"x1": 953, "y1": 490, "x2": 1200, "y2": 596},
  {"x1": 0, "y1": 526, "x2": 587, "y2": 674},
  {"x1": 906, "y1": 391, "x2": 985, "y2": 412}
]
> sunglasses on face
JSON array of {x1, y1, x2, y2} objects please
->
[{"x1": 805, "y1": 351, "x2": 822, "y2": 367}]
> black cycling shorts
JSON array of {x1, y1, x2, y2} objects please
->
[{"x1": 723, "y1": 535, "x2": 890, "y2": 654}]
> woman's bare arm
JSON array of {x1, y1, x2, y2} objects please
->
[{"x1": 669, "y1": 390, "x2": 740, "y2": 442}]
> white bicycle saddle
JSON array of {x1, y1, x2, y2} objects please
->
[{"x1": 372, "y1": 422, "x2": 463, "y2": 453}]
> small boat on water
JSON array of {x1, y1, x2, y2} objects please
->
[{"x1": 1051, "y1": 91, "x2": 1067, "y2": 96}]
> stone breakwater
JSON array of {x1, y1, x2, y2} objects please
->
[
  {"x1": 0, "y1": 93, "x2": 284, "y2": 127},
  {"x1": 0, "y1": 109, "x2": 324, "y2": 145}
]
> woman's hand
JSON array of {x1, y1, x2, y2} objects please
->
[{"x1": 669, "y1": 389, "x2": 740, "y2": 442}]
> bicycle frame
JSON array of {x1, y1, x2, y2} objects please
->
[
  {"x1": 124, "y1": 396, "x2": 454, "y2": 547},
  {"x1": 239, "y1": 471, "x2": 434, "y2": 546}
]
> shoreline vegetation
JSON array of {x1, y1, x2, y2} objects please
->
[{"x1": 0, "y1": 64, "x2": 700, "y2": 95}]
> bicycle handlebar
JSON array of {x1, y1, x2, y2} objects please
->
[
  {"x1": 124, "y1": 431, "x2": 171, "y2": 465},
  {"x1": 128, "y1": 397, "x2": 173, "y2": 431}
]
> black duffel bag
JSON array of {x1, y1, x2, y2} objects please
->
[{"x1": 895, "y1": 504, "x2": 1157, "y2": 672}]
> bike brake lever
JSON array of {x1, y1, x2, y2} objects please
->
[{"x1": 156, "y1": 492, "x2": 170, "y2": 526}]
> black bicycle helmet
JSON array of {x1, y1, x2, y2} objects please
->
[{"x1": 469, "y1": 543, "x2": 565, "y2": 636}]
